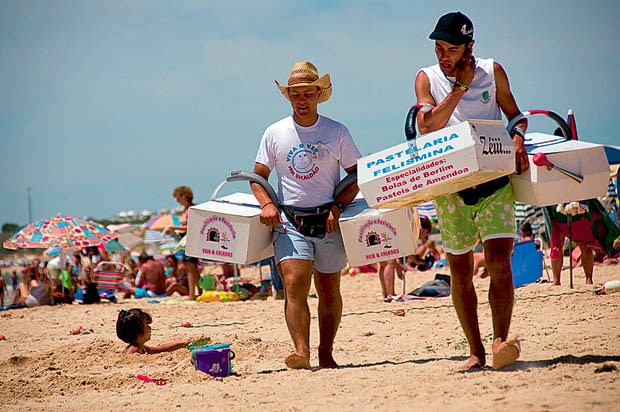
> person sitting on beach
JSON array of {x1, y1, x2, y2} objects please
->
[
  {"x1": 116, "y1": 308, "x2": 191, "y2": 354},
  {"x1": 0, "y1": 274, "x2": 6, "y2": 306},
  {"x1": 11, "y1": 271, "x2": 19, "y2": 293},
  {"x1": 121, "y1": 253, "x2": 167, "y2": 299},
  {"x1": 10, "y1": 271, "x2": 52, "y2": 307},
  {"x1": 406, "y1": 216, "x2": 440, "y2": 271},
  {"x1": 164, "y1": 255, "x2": 189, "y2": 296}
]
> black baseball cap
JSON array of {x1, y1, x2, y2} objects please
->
[{"x1": 429, "y1": 11, "x2": 474, "y2": 45}]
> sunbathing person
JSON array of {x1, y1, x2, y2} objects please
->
[
  {"x1": 116, "y1": 308, "x2": 190, "y2": 354},
  {"x1": 11, "y1": 271, "x2": 52, "y2": 307},
  {"x1": 121, "y1": 253, "x2": 167, "y2": 298},
  {"x1": 164, "y1": 255, "x2": 189, "y2": 296}
]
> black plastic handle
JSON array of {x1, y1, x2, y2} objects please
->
[
  {"x1": 404, "y1": 104, "x2": 423, "y2": 142},
  {"x1": 506, "y1": 110, "x2": 572, "y2": 141}
]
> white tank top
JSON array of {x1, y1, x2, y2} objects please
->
[{"x1": 419, "y1": 58, "x2": 501, "y2": 126}]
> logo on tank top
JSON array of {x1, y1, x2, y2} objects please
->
[
  {"x1": 480, "y1": 90, "x2": 491, "y2": 104},
  {"x1": 286, "y1": 143, "x2": 320, "y2": 180}
]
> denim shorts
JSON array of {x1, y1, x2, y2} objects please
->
[{"x1": 273, "y1": 211, "x2": 347, "y2": 274}]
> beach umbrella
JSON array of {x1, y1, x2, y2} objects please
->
[
  {"x1": 143, "y1": 215, "x2": 180, "y2": 231},
  {"x1": 3, "y1": 215, "x2": 118, "y2": 250},
  {"x1": 103, "y1": 239, "x2": 127, "y2": 253},
  {"x1": 106, "y1": 223, "x2": 134, "y2": 233},
  {"x1": 416, "y1": 201, "x2": 437, "y2": 220},
  {"x1": 143, "y1": 230, "x2": 178, "y2": 245},
  {"x1": 43, "y1": 239, "x2": 127, "y2": 256},
  {"x1": 116, "y1": 232, "x2": 144, "y2": 251}
]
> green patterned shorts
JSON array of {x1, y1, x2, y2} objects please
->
[{"x1": 434, "y1": 183, "x2": 516, "y2": 255}]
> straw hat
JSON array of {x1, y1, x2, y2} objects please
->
[{"x1": 275, "y1": 61, "x2": 332, "y2": 103}]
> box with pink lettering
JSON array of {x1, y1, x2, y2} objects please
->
[
  {"x1": 357, "y1": 120, "x2": 515, "y2": 208},
  {"x1": 185, "y1": 193, "x2": 274, "y2": 264}
]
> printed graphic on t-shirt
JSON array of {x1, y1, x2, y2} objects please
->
[{"x1": 286, "y1": 143, "x2": 321, "y2": 180}]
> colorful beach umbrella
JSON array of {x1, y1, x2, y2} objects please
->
[
  {"x1": 43, "y1": 239, "x2": 127, "y2": 257},
  {"x1": 3, "y1": 215, "x2": 118, "y2": 250},
  {"x1": 143, "y1": 214, "x2": 180, "y2": 231}
]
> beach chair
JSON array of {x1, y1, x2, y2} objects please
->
[
  {"x1": 510, "y1": 239, "x2": 543, "y2": 287},
  {"x1": 93, "y1": 261, "x2": 125, "y2": 303}
]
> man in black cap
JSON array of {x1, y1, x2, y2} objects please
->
[{"x1": 414, "y1": 11, "x2": 529, "y2": 370}]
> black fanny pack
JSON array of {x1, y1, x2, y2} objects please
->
[
  {"x1": 282, "y1": 204, "x2": 332, "y2": 238},
  {"x1": 457, "y1": 176, "x2": 510, "y2": 206}
]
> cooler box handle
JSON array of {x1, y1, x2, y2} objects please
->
[
  {"x1": 506, "y1": 110, "x2": 572, "y2": 140},
  {"x1": 210, "y1": 170, "x2": 279, "y2": 206}
]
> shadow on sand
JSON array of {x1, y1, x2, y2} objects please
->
[{"x1": 258, "y1": 354, "x2": 620, "y2": 374}]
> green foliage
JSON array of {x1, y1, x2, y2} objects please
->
[{"x1": 2, "y1": 223, "x2": 19, "y2": 234}]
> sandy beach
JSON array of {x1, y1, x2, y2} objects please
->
[{"x1": 1, "y1": 261, "x2": 619, "y2": 412}]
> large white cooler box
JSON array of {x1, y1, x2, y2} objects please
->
[
  {"x1": 185, "y1": 193, "x2": 274, "y2": 264},
  {"x1": 339, "y1": 197, "x2": 419, "y2": 267},
  {"x1": 358, "y1": 120, "x2": 515, "y2": 208},
  {"x1": 511, "y1": 134, "x2": 610, "y2": 206}
]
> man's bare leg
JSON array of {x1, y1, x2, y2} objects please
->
[
  {"x1": 447, "y1": 251, "x2": 486, "y2": 369},
  {"x1": 314, "y1": 270, "x2": 342, "y2": 368},
  {"x1": 485, "y1": 238, "x2": 520, "y2": 369},
  {"x1": 280, "y1": 259, "x2": 313, "y2": 369}
]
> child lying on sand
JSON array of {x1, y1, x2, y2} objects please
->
[{"x1": 116, "y1": 308, "x2": 191, "y2": 354}]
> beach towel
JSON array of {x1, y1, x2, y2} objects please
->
[{"x1": 408, "y1": 274, "x2": 451, "y2": 298}]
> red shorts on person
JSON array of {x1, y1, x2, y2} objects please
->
[{"x1": 549, "y1": 217, "x2": 594, "y2": 260}]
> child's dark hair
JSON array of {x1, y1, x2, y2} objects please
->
[
  {"x1": 520, "y1": 222, "x2": 533, "y2": 238},
  {"x1": 420, "y1": 216, "x2": 432, "y2": 232},
  {"x1": 116, "y1": 308, "x2": 152, "y2": 345}
]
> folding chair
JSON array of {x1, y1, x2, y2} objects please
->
[
  {"x1": 511, "y1": 239, "x2": 544, "y2": 287},
  {"x1": 93, "y1": 261, "x2": 125, "y2": 303}
]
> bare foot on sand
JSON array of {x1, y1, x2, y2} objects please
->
[
  {"x1": 464, "y1": 354, "x2": 485, "y2": 369},
  {"x1": 318, "y1": 347, "x2": 339, "y2": 369},
  {"x1": 285, "y1": 353, "x2": 311, "y2": 370},
  {"x1": 492, "y1": 338, "x2": 520, "y2": 370}
]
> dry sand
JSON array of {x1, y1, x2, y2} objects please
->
[{"x1": 1, "y1": 261, "x2": 619, "y2": 411}]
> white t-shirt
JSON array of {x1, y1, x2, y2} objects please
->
[
  {"x1": 255, "y1": 115, "x2": 361, "y2": 207},
  {"x1": 419, "y1": 57, "x2": 501, "y2": 126}
]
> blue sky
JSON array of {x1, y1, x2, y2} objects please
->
[{"x1": 1, "y1": 1, "x2": 618, "y2": 226}]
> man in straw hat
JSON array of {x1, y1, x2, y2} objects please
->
[
  {"x1": 414, "y1": 11, "x2": 529, "y2": 370},
  {"x1": 251, "y1": 61, "x2": 361, "y2": 369}
]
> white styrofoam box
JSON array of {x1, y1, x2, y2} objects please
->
[
  {"x1": 339, "y1": 197, "x2": 419, "y2": 267},
  {"x1": 511, "y1": 133, "x2": 610, "y2": 206},
  {"x1": 185, "y1": 193, "x2": 273, "y2": 264},
  {"x1": 358, "y1": 120, "x2": 515, "y2": 208}
]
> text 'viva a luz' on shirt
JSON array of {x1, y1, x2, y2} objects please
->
[
  {"x1": 255, "y1": 115, "x2": 362, "y2": 208},
  {"x1": 418, "y1": 57, "x2": 501, "y2": 126}
]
